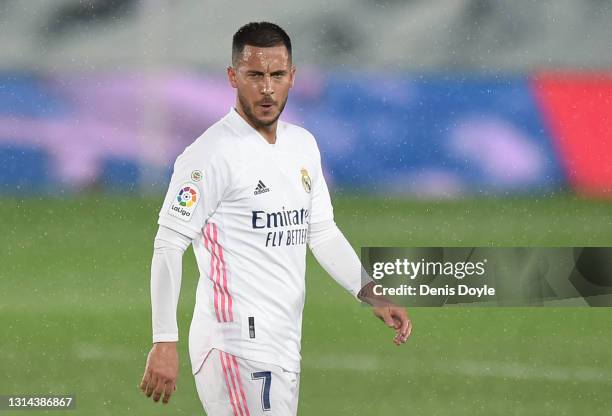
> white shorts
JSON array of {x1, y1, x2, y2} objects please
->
[{"x1": 194, "y1": 348, "x2": 300, "y2": 415}]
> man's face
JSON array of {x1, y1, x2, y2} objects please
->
[{"x1": 228, "y1": 44, "x2": 295, "y2": 129}]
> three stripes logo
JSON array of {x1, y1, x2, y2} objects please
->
[{"x1": 254, "y1": 180, "x2": 270, "y2": 195}]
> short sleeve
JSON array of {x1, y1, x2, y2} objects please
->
[
  {"x1": 158, "y1": 141, "x2": 230, "y2": 239},
  {"x1": 309, "y1": 139, "x2": 334, "y2": 225}
]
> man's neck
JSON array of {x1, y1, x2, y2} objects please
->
[{"x1": 235, "y1": 104, "x2": 277, "y2": 144}]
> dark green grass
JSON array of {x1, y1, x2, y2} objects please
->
[{"x1": 1, "y1": 194, "x2": 612, "y2": 415}]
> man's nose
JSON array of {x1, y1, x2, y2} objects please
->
[{"x1": 261, "y1": 74, "x2": 273, "y2": 94}]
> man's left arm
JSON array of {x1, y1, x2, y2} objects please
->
[
  {"x1": 306, "y1": 133, "x2": 412, "y2": 345},
  {"x1": 308, "y1": 221, "x2": 412, "y2": 345}
]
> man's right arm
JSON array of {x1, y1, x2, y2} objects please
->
[
  {"x1": 151, "y1": 226, "x2": 191, "y2": 342},
  {"x1": 141, "y1": 136, "x2": 231, "y2": 404},
  {"x1": 139, "y1": 225, "x2": 192, "y2": 404}
]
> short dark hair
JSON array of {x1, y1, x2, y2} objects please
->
[{"x1": 232, "y1": 22, "x2": 292, "y2": 65}]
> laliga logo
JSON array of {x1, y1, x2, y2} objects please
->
[
  {"x1": 168, "y1": 182, "x2": 200, "y2": 221},
  {"x1": 177, "y1": 186, "x2": 197, "y2": 207}
]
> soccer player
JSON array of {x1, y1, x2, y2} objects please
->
[{"x1": 139, "y1": 21, "x2": 412, "y2": 415}]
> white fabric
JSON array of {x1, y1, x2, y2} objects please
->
[
  {"x1": 150, "y1": 226, "x2": 190, "y2": 343},
  {"x1": 308, "y1": 220, "x2": 372, "y2": 299},
  {"x1": 194, "y1": 348, "x2": 300, "y2": 416},
  {"x1": 156, "y1": 224, "x2": 192, "y2": 251},
  {"x1": 156, "y1": 107, "x2": 336, "y2": 374}
]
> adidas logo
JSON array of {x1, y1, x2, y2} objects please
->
[{"x1": 254, "y1": 180, "x2": 270, "y2": 195}]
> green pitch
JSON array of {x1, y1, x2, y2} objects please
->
[{"x1": 1, "y1": 194, "x2": 611, "y2": 415}]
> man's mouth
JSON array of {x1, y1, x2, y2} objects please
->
[{"x1": 259, "y1": 102, "x2": 275, "y2": 109}]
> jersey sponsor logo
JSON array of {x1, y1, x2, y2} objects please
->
[
  {"x1": 301, "y1": 168, "x2": 311, "y2": 193},
  {"x1": 252, "y1": 207, "x2": 310, "y2": 247},
  {"x1": 265, "y1": 227, "x2": 308, "y2": 247},
  {"x1": 168, "y1": 182, "x2": 200, "y2": 221},
  {"x1": 252, "y1": 207, "x2": 309, "y2": 229},
  {"x1": 254, "y1": 180, "x2": 270, "y2": 195}
]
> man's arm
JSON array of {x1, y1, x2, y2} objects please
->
[
  {"x1": 308, "y1": 220, "x2": 412, "y2": 345},
  {"x1": 141, "y1": 135, "x2": 229, "y2": 403},
  {"x1": 139, "y1": 226, "x2": 191, "y2": 404}
]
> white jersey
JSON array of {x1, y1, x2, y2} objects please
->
[{"x1": 158, "y1": 107, "x2": 334, "y2": 374}]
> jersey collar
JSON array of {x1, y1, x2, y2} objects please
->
[{"x1": 225, "y1": 107, "x2": 281, "y2": 147}]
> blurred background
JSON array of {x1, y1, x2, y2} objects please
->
[
  {"x1": 2, "y1": 0, "x2": 612, "y2": 196},
  {"x1": 1, "y1": 1, "x2": 612, "y2": 415}
]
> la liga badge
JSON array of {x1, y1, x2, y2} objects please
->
[{"x1": 168, "y1": 182, "x2": 200, "y2": 221}]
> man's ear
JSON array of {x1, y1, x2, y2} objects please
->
[{"x1": 227, "y1": 66, "x2": 238, "y2": 88}]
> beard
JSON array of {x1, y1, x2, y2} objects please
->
[{"x1": 237, "y1": 92, "x2": 288, "y2": 129}]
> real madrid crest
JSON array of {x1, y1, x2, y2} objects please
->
[{"x1": 300, "y1": 168, "x2": 311, "y2": 193}]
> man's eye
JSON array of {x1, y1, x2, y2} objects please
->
[{"x1": 272, "y1": 74, "x2": 284, "y2": 79}]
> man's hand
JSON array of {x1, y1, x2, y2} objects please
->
[
  {"x1": 372, "y1": 304, "x2": 412, "y2": 345},
  {"x1": 358, "y1": 281, "x2": 412, "y2": 345},
  {"x1": 139, "y1": 342, "x2": 179, "y2": 404}
]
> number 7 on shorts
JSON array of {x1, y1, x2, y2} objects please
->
[{"x1": 251, "y1": 371, "x2": 272, "y2": 411}]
